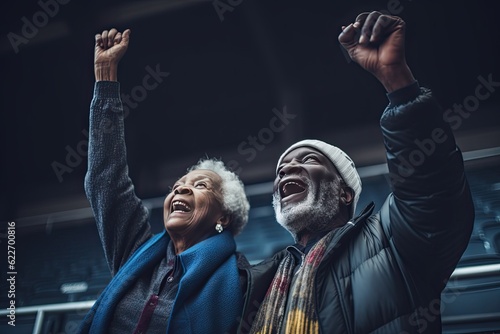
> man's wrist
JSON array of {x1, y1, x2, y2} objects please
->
[
  {"x1": 376, "y1": 64, "x2": 416, "y2": 93},
  {"x1": 386, "y1": 81, "x2": 420, "y2": 107},
  {"x1": 95, "y1": 62, "x2": 118, "y2": 82}
]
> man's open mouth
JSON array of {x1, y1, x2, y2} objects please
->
[
  {"x1": 279, "y1": 178, "x2": 307, "y2": 199},
  {"x1": 171, "y1": 200, "x2": 192, "y2": 213}
]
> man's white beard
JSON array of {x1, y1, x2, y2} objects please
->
[{"x1": 272, "y1": 178, "x2": 341, "y2": 240}]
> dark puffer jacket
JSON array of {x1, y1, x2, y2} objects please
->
[{"x1": 237, "y1": 84, "x2": 475, "y2": 334}]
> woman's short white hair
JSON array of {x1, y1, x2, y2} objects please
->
[{"x1": 188, "y1": 158, "x2": 250, "y2": 236}]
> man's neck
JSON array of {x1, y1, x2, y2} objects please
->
[
  {"x1": 296, "y1": 218, "x2": 349, "y2": 249},
  {"x1": 296, "y1": 231, "x2": 328, "y2": 248}
]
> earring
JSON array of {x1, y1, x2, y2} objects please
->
[{"x1": 215, "y1": 223, "x2": 223, "y2": 233}]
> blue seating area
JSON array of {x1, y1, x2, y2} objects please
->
[{"x1": 0, "y1": 222, "x2": 111, "y2": 308}]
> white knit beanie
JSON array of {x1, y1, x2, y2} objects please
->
[{"x1": 276, "y1": 139, "x2": 362, "y2": 218}]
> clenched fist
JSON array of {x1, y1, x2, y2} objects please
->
[
  {"x1": 94, "y1": 28, "x2": 131, "y2": 81},
  {"x1": 338, "y1": 11, "x2": 415, "y2": 92}
]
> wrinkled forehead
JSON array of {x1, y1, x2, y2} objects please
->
[{"x1": 177, "y1": 169, "x2": 222, "y2": 185}]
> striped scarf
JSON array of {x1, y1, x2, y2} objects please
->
[{"x1": 250, "y1": 230, "x2": 336, "y2": 334}]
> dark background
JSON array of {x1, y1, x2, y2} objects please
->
[
  {"x1": 1, "y1": 0, "x2": 499, "y2": 222},
  {"x1": 1, "y1": 2, "x2": 500, "y2": 331}
]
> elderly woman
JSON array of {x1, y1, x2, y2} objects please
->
[{"x1": 78, "y1": 28, "x2": 250, "y2": 334}]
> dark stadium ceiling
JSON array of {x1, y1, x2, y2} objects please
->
[{"x1": 1, "y1": 0, "x2": 499, "y2": 221}]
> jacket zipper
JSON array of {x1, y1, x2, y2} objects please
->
[
  {"x1": 314, "y1": 224, "x2": 356, "y2": 334},
  {"x1": 295, "y1": 253, "x2": 306, "y2": 276}
]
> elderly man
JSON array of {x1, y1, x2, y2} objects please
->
[{"x1": 238, "y1": 11, "x2": 475, "y2": 334}]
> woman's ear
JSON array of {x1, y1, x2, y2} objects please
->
[
  {"x1": 341, "y1": 187, "x2": 354, "y2": 206},
  {"x1": 217, "y1": 215, "x2": 231, "y2": 229}
]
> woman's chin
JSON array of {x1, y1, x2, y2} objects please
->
[{"x1": 164, "y1": 212, "x2": 192, "y2": 230}]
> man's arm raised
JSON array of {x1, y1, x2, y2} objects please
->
[{"x1": 338, "y1": 12, "x2": 474, "y2": 290}]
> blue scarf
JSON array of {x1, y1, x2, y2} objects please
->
[{"x1": 79, "y1": 230, "x2": 242, "y2": 333}]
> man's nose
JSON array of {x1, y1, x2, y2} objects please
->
[{"x1": 278, "y1": 160, "x2": 302, "y2": 178}]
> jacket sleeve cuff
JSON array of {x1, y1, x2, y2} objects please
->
[
  {"x1": 93, "y1": 81, "x2": 121, "y2": 99},
  {"x1": 386, "y1": 81, "x2": 420, "y2": 108}
]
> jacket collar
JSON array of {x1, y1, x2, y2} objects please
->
[
  {"x1": 323, "y1": 202, "x2": 375, "y2": 257},
  {"x1": 351, "y1": 202, "x2": 376, "y2": 225}
]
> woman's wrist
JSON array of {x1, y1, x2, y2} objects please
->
[{"x1": 95, "y1": 62, "x2": 118, "y2": 81}]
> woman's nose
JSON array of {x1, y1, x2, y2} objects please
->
[{"x1": 174, "y1": 185, "x2": 192, "y2": 195}]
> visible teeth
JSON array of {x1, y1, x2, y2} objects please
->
[
  {"x1": 282, "y1": 181, "x2": 306, "y2": 197},
  {"x1": 172, "y1": 201, "x2": 191, "y2": 212}
]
